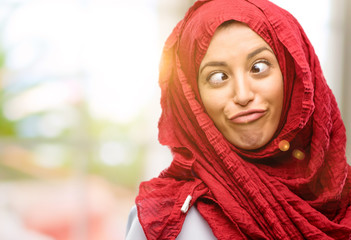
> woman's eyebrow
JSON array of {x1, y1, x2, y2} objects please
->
[
  {"x1": 199, "y1": 61, "x2": 228, "y2": 74},
  {"x1": 247, "y1": 46, "x2": 273, "y2": 60},
  {"x1": 199, "y1": 47, "x2": 273, "y2": 74}
]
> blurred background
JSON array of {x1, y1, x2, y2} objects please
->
[{"x1": 0, "y1": 0, "x2": 350, "y2": 239}]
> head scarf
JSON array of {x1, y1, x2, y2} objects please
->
[{"x1": 136, "y1": 0, "x2": 351, "y2": 239}]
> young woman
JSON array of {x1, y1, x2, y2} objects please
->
[{"x1": 126, "y1": 0, "x2": 351, "y2": 239}]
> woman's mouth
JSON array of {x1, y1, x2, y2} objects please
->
[{"x1": 229, "y1": 109, "x2": 266, "y2": 124}]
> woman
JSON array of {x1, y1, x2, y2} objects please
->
[{"x1": 126, "y1": 0, "x2": 351, "y2": 239}]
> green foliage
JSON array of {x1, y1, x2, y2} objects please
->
[
  {"x1": 0, "y1": 109, "x2": 16, "y2": 136},
  {"x1": 0, "y1": 48, "x2": 16, "y2": 136},
  {"x1": 0, "y1": 43, "x2": 146, "y2": 189},
  {"x1": 0, "y1": 162, "x2": 35, "y2": 181}
]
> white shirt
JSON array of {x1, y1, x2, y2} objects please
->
[{"x1": 125, "y1": 205, "x2": 217, "y2": 239}]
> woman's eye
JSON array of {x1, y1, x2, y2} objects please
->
[
  {"x1": 251, "y1": 61, "x2": 270, "y2": 74},
  {"x1": 207, "y1": 72, "x2": 228, "y2": 85}
]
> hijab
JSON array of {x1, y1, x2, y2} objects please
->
[{"x1": 136, "y1": 0, "x2": 351, "y2": 239}]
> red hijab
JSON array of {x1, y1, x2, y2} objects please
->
[{"x1": 136, "y1": 0, "x2": 351, "y2": 239}]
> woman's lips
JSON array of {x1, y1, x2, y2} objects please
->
[{"x1": 229, "y1": 109, "x2": 266, "y2": 124}]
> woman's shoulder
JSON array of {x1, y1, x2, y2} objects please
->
[
  {"x1": 125, "y1": 206, "x2": 144, "y2": 240},
  {"x1": 125, "y1": 205, "x2": 217, "y2": 239}
]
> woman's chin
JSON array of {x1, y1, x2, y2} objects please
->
[{"x1": 226, "y1": 132, "x2": 267, "y2": 150}]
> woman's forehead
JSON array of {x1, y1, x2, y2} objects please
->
[
  {"x1": 179, "y1": 5, "x2": 276, "y2": 66},
  {"x1": 201, "y1": 22, "x2": 274, "y2": 65}
]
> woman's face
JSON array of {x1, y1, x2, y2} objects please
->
[{"x1": 198, "y1": 22, "x2": 283, "y2": 150}]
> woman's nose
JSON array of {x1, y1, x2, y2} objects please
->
[{"x1": 232, "y1": 75, "x2": 254, "y2": 106}]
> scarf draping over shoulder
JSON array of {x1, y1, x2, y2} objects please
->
[{"x1": 136, "y1": 0, "x2": 351, "y2": 239}]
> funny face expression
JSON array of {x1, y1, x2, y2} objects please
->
[{"x1": 198, "y1": 22, "x2": 283, "y2": 150}]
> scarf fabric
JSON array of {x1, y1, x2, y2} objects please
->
[{"x1": 136, "y1": 0, "x2": 351, "y2": 239}]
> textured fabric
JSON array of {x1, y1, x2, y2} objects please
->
[
  {"x1": 136, "y1": 0, "x2": 351, "y2": 239},
  {"x1": 125, "y1": 205, "x2": 217, "y2": 239}
]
